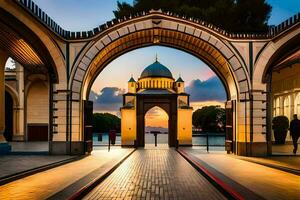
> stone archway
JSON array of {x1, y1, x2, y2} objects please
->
[
  {"x1": 255, "y1": 32, "x2": 300, "y2": 154},
  {"x1": 137, "y1": 95, "x2": 177, "y2": 147},
  {"x1": 69, "y1": 11, "x2": 250, "y2": 155},
  {"x1": 144, "y1": 106, "x2": 169, "y2": 146}
]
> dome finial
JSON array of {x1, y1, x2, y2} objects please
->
[{"x1": 155, "y1": 53, "x2": 158, "y2": 62}]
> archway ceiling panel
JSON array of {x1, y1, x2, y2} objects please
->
[
  {"x1": 0, "y1": 20, "x2": 45, "y2": 70},
  {"x1": 77, "y1": 28, "x2": 239, "y2": 100}
]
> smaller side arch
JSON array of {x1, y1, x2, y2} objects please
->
[
  {"x1": 5, "y1": 84, "x2": 19, "y2": 108},
  {"x1": 253, "y1": 28, "x2": 300, "y2": 85}
]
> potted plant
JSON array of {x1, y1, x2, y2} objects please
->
[{"x1": 272, "y1": 116, "x2": 289, "y2": 144}]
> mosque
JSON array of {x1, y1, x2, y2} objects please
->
[{"x1": 120, "y1": 59, "x2": 193, "y2": 147}]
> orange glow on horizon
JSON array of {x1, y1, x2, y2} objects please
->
[{"x1": 145, "y1": 106, "x2": 169, "y2": 128}]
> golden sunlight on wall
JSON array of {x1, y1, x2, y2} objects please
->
[
  {"x1": 121, "y1": 108, "x2": 136, "y2": 145},
  {"x1": 272, "y1": 63, "x2": 300, "y2": 121},
  {"x1": 145, "y1": 106, "x2": 169, "y2": 128},
  {"x1": 27, "y1": 81, "x2": 49, "y2": 123},
  {"x1": 177, "y1": 108, "x2": 192, "y2": 145},
  {"x1": 138, "y1": 77, "x2": 174, "y2": 89}
]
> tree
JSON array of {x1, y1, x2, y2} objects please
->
[
  {"x1": 93, "y1": 113, "x2": 121, "y2": 133},
  {"x1": 113, "y1": 0, "x2": 272, "y2": 33},
  {"x1": 192, "y1": 106, "x2": 225, "y2": 132}
]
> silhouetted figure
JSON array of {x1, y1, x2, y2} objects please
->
[
  {"x1": 109, "y1": 130, "x2": 116, "y2": 145},
  {"x1": 290, "y1": 114, "x2": 300, "y2": 154}
]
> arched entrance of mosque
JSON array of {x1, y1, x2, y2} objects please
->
[
  {"x1": 4, "y1": 91, "x2": 13, "y2": 141},
  {"x1": 139, "y1": 98, "x2": 176, "y2": 147},
  {"x1": 144, "y1": 106, "x2": 169, "y2": 147},
  {"x1": 71, "y1": 13, "x2": 250, "y2": 154}
]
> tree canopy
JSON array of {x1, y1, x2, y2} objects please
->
[
  {"x1": 114, "y1": 0, "x2": 272, "y2": 33},
  {"x1": 93, "y1": 113, "x2": 121, "y2": 133},
  {"x1": 192, "y1": 106, "x2": 225, "y2": 132}
]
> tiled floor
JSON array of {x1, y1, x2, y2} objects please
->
[
  {"x1": 84, "y1": 149, "x2": 226, "y2": 200},
  {"x1": 0, "y1": 148, "x2": 133, "y2": 200},
  {"x1": 238, "y1": 155, "x2": 300, "y2": 171},
  {"x1": 272, "y1": 143, "x2": 300, "y2": 155},
  {"x1": 0, "y1": 154, "x2": 75, "y2": 179},
  {"x1": 185, "y1": 148, "x2": 300, "y2": 200},
  {"x1": 8, "y1": 142, "x2": 49, "y2": 152}
]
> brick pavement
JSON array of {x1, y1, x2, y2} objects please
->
[
  {"x1": 84, "y1": 149, "x2": 226, "y2": 200},
  {"x1": 184, "y1": 148, "x2": 300, "y2": 200},
  {"x1": 0, "y1": 154, "x2": 75, "y2": 180},
  {"x1": 0, "y1": 148, "x2": 133, "y2": 200}
]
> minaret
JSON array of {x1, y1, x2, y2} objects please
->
[
  {"x1": 128, "y1": 75, "x2": 137, "y2": 93},
  {"x1": 176, "y1": 75, "x2": 184, "y2": 93}
]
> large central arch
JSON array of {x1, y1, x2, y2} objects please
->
[
  {"x1": 0, "y1": 2, "x2": 298, "y2": 156},
  {"x1": 70, "y1": 11, "x2": 251, "y2": 155}
]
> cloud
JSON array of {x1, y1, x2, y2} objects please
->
[
  {"x1": 89, "y1": 87, "x2": 124, "y2": 112},
  {"x1": 90, "y1": 77, "x2": 226, "y2": 114},
  {"x1": 185, "y1": 76, "x2": 227, "y2": 102}
]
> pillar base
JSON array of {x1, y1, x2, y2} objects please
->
[
  {"x1": 13, "y1": 135, "x2": 25, "y2": 141},
  {"x1": 49, "y1": 141, "x2": 86, "y2": 155},
  {"x1": 236, "y1": 142, "x2": 268, "y2": 157},
  {"x1": 0, "y1": 142, "x2": 12, "y2": 154}
]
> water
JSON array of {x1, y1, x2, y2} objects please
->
[
  {"x1": 192, "y1": 133, "x2": 225, "y2": 146},
  {"x1": 92, "y1": 132, "x2": 225, "y2": 146},
  {"x1": 93, "y1": 133, "x2": 121, "y2": 145}
]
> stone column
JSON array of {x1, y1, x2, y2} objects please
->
[
  {"x1": 0, "y1": 52, "x2": 7, "y2": 141},
  {"x1": 15, "y1": 62, "x2": 25, "y2": 140},
  {"x1": 0, "y1": 51, "x2": 11, "y2": 153},
  {"x1": 290, "y1": 93, "x2": 296, "y2": 118}
]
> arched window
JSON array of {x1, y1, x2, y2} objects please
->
[
  {"x1": 295, "y1": 93, "x2": 300, "y2": 116},
  {"x1": 284, "y1": 96, "x2": 290, "y2": 119},
  {"x1": 273, "y1": 97, "x2": 280, "y2": 116},
  {"x1": 5, "y1": 57, "x2": 16, "y2": 70}
]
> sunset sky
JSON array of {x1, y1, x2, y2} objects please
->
[{"x1": 28, "y1": 0, "x2": 300, "y2": 128}]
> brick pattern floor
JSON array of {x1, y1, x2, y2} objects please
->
[
  {"x1": 84, "y1": 149, "x2": 225, "y2": 200},
  {"x1": 185, "y1": 148, "x2": 300, "y2": 200},
  {"x1": 0, "y1": 148, "x2": 133, "y2": 200},
  {"x1": 0, "y1": 154, "x2": 75, "y2": 179}
]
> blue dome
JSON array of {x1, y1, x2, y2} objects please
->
[{"x1": 140, "y1": 61, "x2": 173, "y2": 79}]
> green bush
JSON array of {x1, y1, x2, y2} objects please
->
[
  {"x1": 192, "y1": 106, "x2": 225, "y2": 132},
  {"x1": 93, "y1": 113, "x2": 121, "y2": 133},
  {"x1": 272, "y1": 116, "x2": 289, "y2": 132},
  {"x1": 272, "y1": 115, "x2": 289, "y2": 144}
]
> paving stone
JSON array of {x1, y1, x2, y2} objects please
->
[
  {"x1": 185, "y1": 148, "x2": 300, "y2": 200},
  {"x1": 0, "y1": 148, "x2": 133, "y2": 200},
  {"x1": 84, "y1": 149, "x2": 225, "y2": 200}
]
